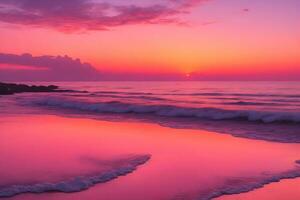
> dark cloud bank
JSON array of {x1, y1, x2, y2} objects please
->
[{"x1": 0, "y1": 53, "x2": 100, "y2": 81}]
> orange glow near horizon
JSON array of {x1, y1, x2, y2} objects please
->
[{"x1": 0, "y1": 0, "x2": 299, "y2": 80}]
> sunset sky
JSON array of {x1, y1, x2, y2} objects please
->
[{"x1": 0, "y1": 0, "x2": 299, "y2": 81}]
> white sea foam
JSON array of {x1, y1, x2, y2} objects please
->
[
  {"x1": 200, "y1": 165, "x2": 300, "y2": 200},
  {"x1": 32, "y1": 97, "x2": 300, "y2": 123},
  {"x1": 0, "y1": 155, "x2": 151, "y2": 198}
]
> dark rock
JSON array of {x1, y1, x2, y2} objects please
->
[
  {"x1": 48, "y1": 85, "x2": 59, "y2": 90},
  {"x1": 0, "y1": 82, "x2": 61, "y2": 95},
  {"x1": 0, "y1": 85, "x2": 15, "y2": 95}
]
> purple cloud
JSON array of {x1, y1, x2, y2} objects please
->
[
  {"x1": 0, "y1": 53, "x2": 100, "y2": 81},
  {"x1": 0, "y1": 0, "x2": 207, "y2": 32}
]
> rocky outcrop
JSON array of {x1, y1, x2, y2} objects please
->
[{"x1": 0, "y1": 82, "x2": 68, "y2": 95}]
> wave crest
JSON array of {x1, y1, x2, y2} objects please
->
[
  {"x1": 32, "y1": 97, "x2": 300, "y2": 123},
  {"x1": 201, "y1": 165, "x2": 300, "y2": 200},
  {"x1": 0, "y1": 155, "x2": 151, "y2": 198}
]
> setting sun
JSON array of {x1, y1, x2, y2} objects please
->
[{"x1": 0, "y1": 1, "x2": 300, "y2": 200}]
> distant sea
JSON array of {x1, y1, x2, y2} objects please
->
[{"x1": 2, "y1": 81, "x2": 300, "y2": 142}]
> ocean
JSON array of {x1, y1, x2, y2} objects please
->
[
  {"x1": 1, "y1": 81, "x2": 300, "y2": 200},
  {"x1": 2, "y1": 81, "x2": 300, "y2": 142}
]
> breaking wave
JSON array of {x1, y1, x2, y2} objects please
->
[
  {"x1": 0, "y1": 155, "x2": 151, "y2": 198},
  {"x1": 31, "y1": 97, "x2": 300, "y2": 123},
  {"x1": 93, "y1": 91, "x2": 300, "y2": 99},
  {"x1": 201, "y1": 163, "x2": 300, "y2": 200}
]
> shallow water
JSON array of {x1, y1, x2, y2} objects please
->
[
  {"x1": 1, "y1": 81, "x2": 300, "y2": 199},
  {"x1": 0, "y1": 115, "x2": 299, "y2": 200},
  {"x1": 217, "y1": 178, "x2": 300, "y2": 200}
]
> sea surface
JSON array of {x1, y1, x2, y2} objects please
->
[
  {"x1": 2, "y1": 81, "x2": 300, "y2": 142},
  {"x1": 1, "y1": 81, "x2": 300, "y2": 200}
]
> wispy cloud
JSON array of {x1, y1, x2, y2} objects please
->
[{"x1": 0, "y1": 0, "x2": 207, "y2": 32}]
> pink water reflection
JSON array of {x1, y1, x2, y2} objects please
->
[
  {"x1": 0, "y1": 115, "x2": 299, "y2": 200},
  {"x1": 217, "y1": 178, "x2": 300, "y2": 200}
]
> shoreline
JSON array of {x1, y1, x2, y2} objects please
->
[
  {"x1": 216, "y1": 177, "x2": 300, "y2": 200},
  {"x1": 0, "y1": 114, "x2": 299, "y2": 200}
]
